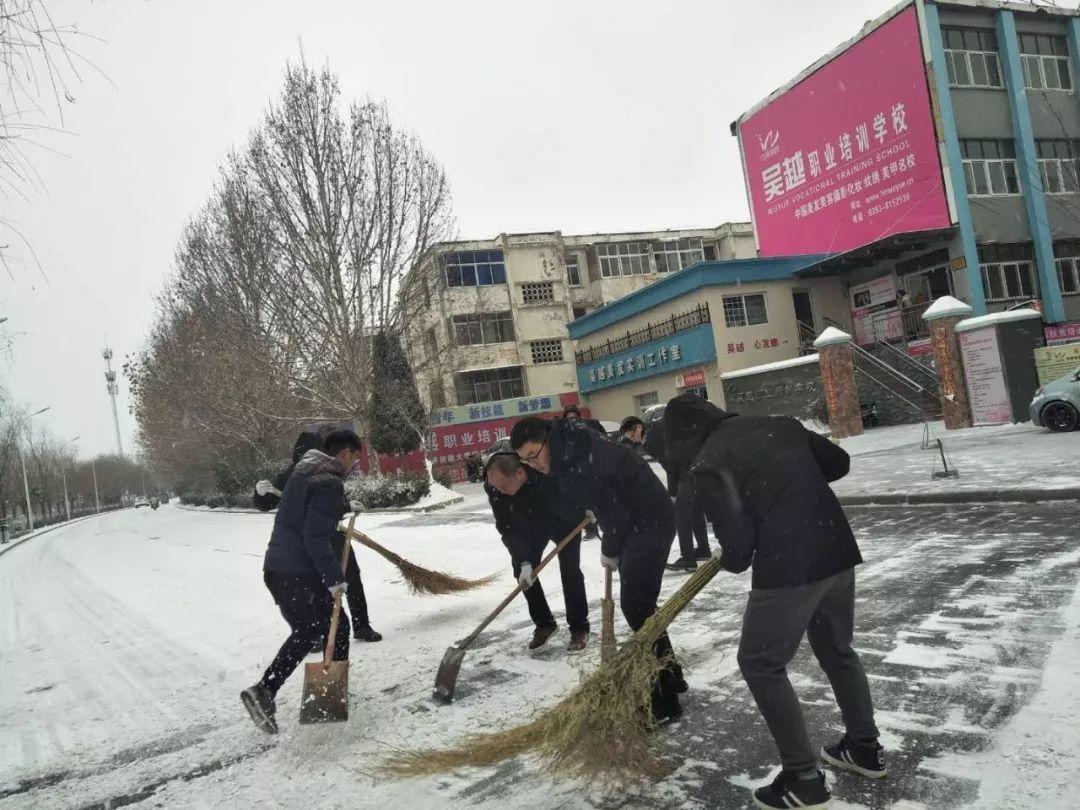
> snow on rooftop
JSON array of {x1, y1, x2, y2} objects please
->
[
  {"x1": 956, "y1": 308, "x2": 1043, "y2": 333},
  {"x1": 923, "y1": 295, "x2": 973, "y2": 321},
  {"x1": 721, "y1": 353, "x2": 819, "y2": 379},
  {"x1": 813, "y1": 326, "x2": 852, "y2": 347}
]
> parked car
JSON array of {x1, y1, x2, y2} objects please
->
[
  {"x1": 1030, "y1": 366, "x2": 1080, "y2": 432},
  {"x1": 133, "y1": 496, "x2": 150, "y2": 508}
]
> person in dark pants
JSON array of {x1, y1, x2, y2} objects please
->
[
  {"x1": 655, "y1": 407, "x2": 713, "y2": 572},
  {"x1": 511, "y1": 416, "x2": 686, "y2": 723},
  {"x1": 240, "y1": 429, "x2": 365, "y2": 735},
  {"x1": 484, "y1": 452, "x2": 590, "y2": 651},
  {"x1": 664, "y1": 393, "x2": 884, "y2": 810},
  {"x1": 254, "y1": 429, "x2": 381, "y2": 643},
  {"x1": 561, "y1": 406, "x2": 605, "y2": 542}
]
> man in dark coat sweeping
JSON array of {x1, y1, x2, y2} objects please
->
[
  {"x1": 484, "y1": 452, "x2": 590, "y2": 652},
  {"x1": 510, "y1": 415, "x2": 686, "y2": 723},
  {"x1": 240, "y1": 429, "x2": 365, "y2": 734},
  {"x1": 664, "y1": 393, "x2": 884, "y2": 810},
  {"x1": 253, "y1": 429, "x2": 382, "y2": 643}
]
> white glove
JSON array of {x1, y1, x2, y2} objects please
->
[
  {"x1": 585, "y1": 509, "x2": 597, "y2": 524},
  {"x1": 328, "y1": 581, "x2": 348, "y2": 596},
  {"x1": 255, "y1": 480, "x2": 280, "y2": 497},
  {"x1": 601, "y1": 554, "x2": 620, "y2": 571},
  {"x1": 518, "y1": 563, "x2": 536, "y2": 589}
]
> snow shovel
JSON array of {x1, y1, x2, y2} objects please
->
[
  {"x1": 600, "y1": 566, "x2": 616, "y2": 663},
  {"x1": 299, "y1": 513, "x2": 356, "y2": 724},
  {"x1": 433, "y1": 514, "x2": 593, "y2": 704}
]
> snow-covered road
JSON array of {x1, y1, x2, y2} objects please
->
[{"x1": 2, "y1": 493, "x2": 1079, "y2": 809}]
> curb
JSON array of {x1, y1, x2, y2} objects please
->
[
  {"x1": 839, "y1": 488, "x2": 1080, "y2": 506},
  {"x1": 0, "y1": 512, "x2": 108, "y2": 558},
  {"x1": 174, "y1": 494, "x2": 465, "y2": 516}
]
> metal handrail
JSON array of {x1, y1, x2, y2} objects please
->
[
  {"x1": 869, "y1": 337, "x2": 940, "y2": 392},
  {"x1": 853, "y1": 366, "x2": 925, "y2": 412},
  {"x1": 850, "y1": 341, "x2": 927, "y2": 396}
]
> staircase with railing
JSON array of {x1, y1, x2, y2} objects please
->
[{"x1": 850, "y1": 341, "x2": 942, "y2": 421}]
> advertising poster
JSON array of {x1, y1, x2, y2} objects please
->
[
  {"x1": 850, "y1": 275, "x2": 900, "y2": 344},
  {"x1": 738, "y1": 7, "x2": 951, "y2": 257},
  {"x1": 959, "y1": 327, "x2": 1011, "y2": 424},
  {"x1": 1034, "y1": 343, "x2": 1080, "y2": 385}
]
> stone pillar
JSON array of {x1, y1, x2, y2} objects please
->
[
  {"x1": 922, "y1": 295, "x2": 974, "y2": 430},
  {"x1": 814, "y1": 327, "x2": 862, "y2": 439}
]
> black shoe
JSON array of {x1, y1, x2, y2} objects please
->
[
  {"x1": 693, "y1": 547, "x2": 712, "y2": 561},
  {"x1": 529, "y1": 625, "x2": 557, "y2": 650},
  {"x1": 822, "y1": 734, "x2": 888, "y2": 779},
  {"x1": 354, "y1": 625, "x2": 383, "y2": 642},
  {"x1": 753, "y1": 770, "x2": 831, "y2": 809},
  {"x1": 567, "y1": 630, "x2": 589, "y2": 653},
  {"x1": 665, "y1": 557, "x2": 697, "y2": 572},
  {"x1": 650, "y1": 690, "x2": 683, "y2": 725},
  {"x1": 240, "y1": 683, "x2": 278, "y2": 735}
]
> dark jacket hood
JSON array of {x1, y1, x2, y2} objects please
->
[
  {"x1": 663, "y1": 394, "x2": 736, "y2": 473},
  {"x1": 292, "y1": 448, "x2": 346, "y2": 479},
  {"x1": 291, "y1": 431, "x2": 324, "y2": 464}
]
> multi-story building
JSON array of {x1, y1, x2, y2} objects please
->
[{"x1": 403, "y1": 224, "x2": 755, "y2": 411}]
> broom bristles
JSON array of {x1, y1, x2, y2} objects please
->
[
  {"x1": 353, "y1": 531, "x2": 498, "y2": 595},
  {"x1": 380, "y1": 557, "x2": 725, "y2": 783}
]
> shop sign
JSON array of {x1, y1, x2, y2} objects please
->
[
  {"x1": 1045, "y1": 322, "x2": 1080, "y2": 346},
  {"x1": 1034, "y1": 343, "x2": 1080, "y2": 386},
  {"x1": 576, "y1": 323, "x2": 717, "y2": 394},
  {"x1": 677, "y1": 370, "x2": 706, "y2": 388},
  {"x1": 429, "y1": 394, "x2": 560, "y2": 427}
]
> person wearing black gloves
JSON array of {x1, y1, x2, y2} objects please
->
[
  {"x1": 510, "y1": 415, "x2": 685, "y2": 723},
  {"x1": 484, "y1": 452, "x2": 590, "y2": 652},
  {"x1": 240, "y1": 429, "x2": 365, "y2": 734},
  {"x1": 664, "y1": 393, "x2": 884, "y2": 810},
  {"x1": 253, "y1": 429, "x2": 382, "y2": 643}
]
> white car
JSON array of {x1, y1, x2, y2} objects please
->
[{"x1": 133, "y1": 497, "x2": 150, "y2": 508}]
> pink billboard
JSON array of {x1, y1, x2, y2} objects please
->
[{"x1": 738, "y1": 7, "x2": 951, "y2": 257}]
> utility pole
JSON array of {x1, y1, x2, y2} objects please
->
[
  {"x1": 91, "y1": 459, "x2": 101, "y2": 513},
  {"x1": 60, "y1": 436, "x2": 81, "y2": 522},
  {"x1": 19, "y1": 407, "x2": 50, "y2": 533},
  {"x1": 102, "y1": 344, "x2": 124, "y2": 458}
]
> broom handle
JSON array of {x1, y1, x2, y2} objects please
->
[
  {"x1": 323, "y1": 514, "x2": 358, "y2": 669},
  {"x1": 461, "y1": 516, "x2": 591, "y2": 648},
  {"x1": 348, "y1": 528, "x2": 398, "y2": 561},
  {"x1": 601, "y1": 566, "x2": 615, "y2": 661}
]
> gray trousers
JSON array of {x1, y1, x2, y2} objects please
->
[{"x1": 737, "y1": 568, "x2": 878, "y2": 773}]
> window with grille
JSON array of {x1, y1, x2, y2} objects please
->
[
  {"x1": 444, "y1": 250, "x2": 507, "y2": 288},
  {"x1": 521, "y1": 281, "x2": 555, "y2": 304},
  {"x1": 572, "y1": 306, "x2": 588, "y2": 320},
  {"x1": 1053, "y1": 242, "x2": 1080, "y2": 296},
  {"x1": 961, "y1": 139, "x2": 1020, "y2": 196},
  {"x1": 454, "y1": 366, "x2": 525, "y2": 405},
  {"x1": 566, "y1": 253, "x2": 582, "y2": 286},
  {"x1": 530, "y1": 339, "x2": 564, "y2": 364},
  {"x1": 1019, "y1": 33, "x2": 1072, "y2": 91},
  {"x1": 722, "y1": 293, "x2": 769, "y2": 328},
  {"x1": 943, "y1": 27, "x2": 1003, "y2": 88},
  {"x1": 1036, "y1": 139, "x2": 1080, "y2": 194},
  {"x1": 634, "y1": 392, "x2": 659, "y2": 415},
  {"x1": 450, "y1": 311, "x2": 515, "y2": 346},
  {"x1": 597, "y1": 242, "x2": 651, "y2": 278},
  {"x1": 653, "y1": 237, "x2": 704, "y2": 273},
  {"x1": 978, "y1": 244, "x2": 1038, "y2": 302}
]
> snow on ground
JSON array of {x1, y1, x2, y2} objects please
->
[{"x1": 2, "y1": 472, "x2": 1080, "y2": 808}]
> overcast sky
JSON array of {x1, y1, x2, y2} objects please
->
[{"x1": 4, "y1": 0, "x2": 941, "y2": 457}]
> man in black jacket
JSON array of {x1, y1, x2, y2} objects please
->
[
  {"x1": 484, "y1": 452, "x2": 590, "y2": 651},
  {"x1": 253, "y1": 430, "x2": 382, "y2": 643},
  {"x1": 240, "y1": 429, "x2": 364, "y2": 734},
  {"x1": 511, "y1": 416, "x2": 686, "y2": 722},
  {"x1": 645, "y1": 414, "x2": 711, "y2": 572},
  {"x1": 665, "y1": 394, "x2": 883, "y2": 810}
]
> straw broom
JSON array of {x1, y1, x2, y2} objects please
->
[
  {"x1": 381, "y1": 556, "x2": 725, "y2": 783},
  {"x1": 347, "y1": 527, "x2": 498, "y2": 596}
]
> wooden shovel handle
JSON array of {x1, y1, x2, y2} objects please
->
[
  {"x1": 461, "y1": 515, "x2": 592, "y2": 648},
  {"x1": 323, "y1": 513, "x2": 358, "y2": 669}
]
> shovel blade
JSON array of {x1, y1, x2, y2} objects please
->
[
  {"x1": 433, "y1": 644, "x2": 467, "y2": 704},
  {"x1": 299, "y1": 660, "x2": 349, "y2": 724}
]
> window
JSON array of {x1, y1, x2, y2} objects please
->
[
  {"x1": 444, "y1": 250, "x2": 507, "y2": 288},
  {"x1": 703, "y1": 244, "x2": 718, "y2": 261},
  {"x1": 978, "y1": 244, "x2": 1038, "y2": 302},
  {"x1": 566, "y1": 253, "x2": 582, "y2": 286},
  {"x1": 455, "y1": 366, "x2": 525, "y2": 405},
  {"x1": 1036, "y1": 139, "x2": 1080, "y2": 194},
  {"x1": 1053, "y1": 242, "x2": 1080, "y2": 295},
  {"x1": 1019, "y1": 33, "x2": 1072, "y2": 91},
  {"x1": 653, "y1": 237, "x2": 704, "y2": 273},
  {"x1": 722, "y1": 293, "x2": 768, "y2": 327},
  {"x1": 943, "y1": 27, "x2": 1003, "y2": 89},
  {"x1": 428, "y1": 379, "x2": 446, "y2": 409},
  {"x1": 960, "y1": 139, "x2": 1020, "y2": 196},
  {"x1": 530, "y1": 339, "x2": 564, "y2": 364},
  {"x1": 572, "y1": 306, "x2": 588, "y2": 320},
  {"x1": 683, "y1": 385, "x2": 709, "y2": 401},
  {"x1": 521, "y1": 281, "x2": 555, "y2": 305},
  {"x1": 597, "y1": 242, "x2": 651, "y2": 278},
  {"x1": 451, "y1": 311, "x2": 515, "y2": 346},
  {"x1": 634, "y1": 391, "x2": 660, "y2": 414}
]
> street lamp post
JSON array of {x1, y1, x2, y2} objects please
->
[
  {"x1": 91, "y1": 459, "x2": 101, "y2": 513},
  {"x1": 59, "y1": 436, "x2": 81, "y2": 522},
  {"x1": 19, "y1": 407, "x2": 50, "y2": 533}
]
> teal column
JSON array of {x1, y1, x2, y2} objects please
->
[
  {"x1": 996, "y1": 9, "x2": 1066, "y2": 323},
  {"x1": 925, "y1": 2, "x2": 987, "y2": 314},
  {"x1": 1068, "y1": 19, "x2": 1080, "y2": 104}
]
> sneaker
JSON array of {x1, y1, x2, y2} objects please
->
[
  {"x1": 665, "y1": 557, "x2": 697, "y2": 572},
  {"x1": 752, "y1": 770, "x2": 831, "y2": 809},
  {"x1": 240, "y1": 683, "x2": 278, "y2": 735},
  {"x1": 354, "y1": 625, "x2": 383, "y2": 643},
  {"x1": 693, "y1": 547, "x2": 712, "y2": 561},
  {"x1": 567, "y1": 630, "x2": 589, "y2": 653},
  {"x1": 821, "y1": 735, "x2": 888, "y2": 779},
  {"x1": 528, "y1": 625, "x2": 557, "y2": 650}
]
